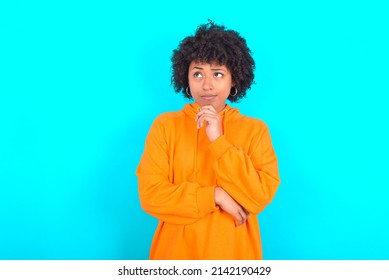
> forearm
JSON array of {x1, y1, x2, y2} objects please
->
[
  {"x1": 210, "y1": 135, "x2": 280, "y2": 214},
  {"x1": 137, "y1": 173, "x2": 218, "y2": 225},
  {"x1": 215, "y1": 160, "x2": 279, "y2": 214}
]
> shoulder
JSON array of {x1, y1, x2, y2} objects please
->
[
  {"x1": 149, "y1": 110, "x2": 186, "y2": 135},
  {"x1": 153, "y1": 110, "x2": 185, "y2": 125},
  {"x1": 239, "y1": 114, "x2": 268, "y2": 128},
  {"x1": 229, "y1": 111, "x2": 269, "y2": 136}
]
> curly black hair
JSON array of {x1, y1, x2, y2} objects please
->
[{"x1": 171, "y1": 20, "x2": 255, "y2": 102}]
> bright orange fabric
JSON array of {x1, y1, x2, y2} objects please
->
[{"x1": 136, "y1": 103, "x2": 280, "y2": 259}]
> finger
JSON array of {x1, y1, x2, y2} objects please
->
[
  {"x1": 233, "y1": 208, "x2": 244, "y2": 226},
  {"x1": 196, "y1": 114, "x2": 208, "y2": 125},
  {"x1": 195, "y1": 110, "x2": 208, "y2": 123},
  {"x1": 237, "y1": 209, "x2": 249, "y2": 226},
  {"x1": 197, "y1": 112, "x2": 219, "y2": 122},
  {"x1": 195, "y1": 108, "x2": 217, "y2": 121},
  {"x1": 199, "y1": 105, "x2": 218, "y2": 114},
  {"x1": 196, "y1": 113, "x2": 204, "y2": 128},
  {"x1": 236, "y1": 217, "x2": 244, "y2": 226},
  {"x1": 244, "y1": 208, "x2": 250, "y2": 218},
  {"x1": 200, "y1": 105, "x2": 217, "y2": 112},
  {"x1": 196, "y1": 114, "x2": 208, "y2": 128},
  {"x1": 234, "y1": 214, "x2": 243, "y2": 226},
  {"x1": 196, "y1": 114, "x2": 218, "y2": 128},
  {"x1": 240, "y1": 210, "x2": 247, "y2": 225}
]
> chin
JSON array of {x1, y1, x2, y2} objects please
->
[{"x1": 200, "y1": 101, "x2": 214, "y2": 107}]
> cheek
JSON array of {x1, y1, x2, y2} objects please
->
[
  {"x1": 222, "y1": 89, "x2": 231, "y2": 98},
  {"x1": 188, "y1": 81, "x2": 199, "y2": 91},
  {"x1": 222, "y1": 82, "x2": 232, "y2": 92},
  {"x1": 189, "y1": 79, "x2": 202, "y2": 89}
]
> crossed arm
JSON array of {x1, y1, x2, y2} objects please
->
[{"x1": 137, "y1": 106, "x2": 280, "y2": 226}]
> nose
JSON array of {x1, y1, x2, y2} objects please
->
[{"x1": 202, "y1": 75, "x2": 213, "y2": 91}]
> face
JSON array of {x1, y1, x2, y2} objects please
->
[{"x1": 188, "y1": 61, "x2": 234, "y2": 112}]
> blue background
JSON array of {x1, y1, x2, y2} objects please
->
[{"x1": 1, "y1": 0, "x2": 388, "y2": 259}]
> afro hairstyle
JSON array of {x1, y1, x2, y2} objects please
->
[{"x1": 171, "y1": 20, "x2": 255, "y2": 102}]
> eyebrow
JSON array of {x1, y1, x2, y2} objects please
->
[{"x1": 192, "y1": 66, "x2": 226, "y2": 71}]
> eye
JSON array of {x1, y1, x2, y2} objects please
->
[
  {"x1": 193, "y1": 72, "x2": 203, "y2": 78},
  {"x1": 214, "y1": 72, "x2": 224, "y2": 78}
]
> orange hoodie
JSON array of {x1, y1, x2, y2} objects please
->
[{"x1": 136, "y1": 103, "x2": 280, "y2": 259}]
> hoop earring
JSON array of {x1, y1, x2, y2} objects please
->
[
  {"x1": 230, "y1": 87, "x2": 238, "y2": 97},
  {"x1": 186, "y1": 86, "x2": 192, "y2": 97}
]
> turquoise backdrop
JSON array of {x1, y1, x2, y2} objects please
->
[{"x1": 1, "y1": 0, "x2": 388, "y2": 259}]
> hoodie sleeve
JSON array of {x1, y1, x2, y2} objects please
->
[
  {"x1": 136, "y1": 115, "x2": 218, "y2": 225},
  {"x1": 209, "y1": 123, "x2": 280, "y2": 215}
]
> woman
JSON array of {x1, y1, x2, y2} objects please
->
[{"x1": 136, "y1": 21, "x2": 280, "y2": 259}]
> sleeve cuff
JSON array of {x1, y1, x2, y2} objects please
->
[
  {"x1": 208, "y1": 135, "x2": 233, "y2": 159},
  {"x1": 197, "y1": 186, "x2": 218, "y2": 216}
]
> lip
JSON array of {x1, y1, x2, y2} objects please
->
[{"x1": 200, "y1": 95, "x2": 217, "y2": 100}]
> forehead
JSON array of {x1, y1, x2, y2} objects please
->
[{"x1": 189, "y1": 60, "x2": 228, "y2": 70}]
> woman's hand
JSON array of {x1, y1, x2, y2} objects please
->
[
  {"x1": 214, "y1": 187, "x2": 249, "y2": 226},
  {"x1": 195, "y1": 105, "x2": 223, "y2": 142}
]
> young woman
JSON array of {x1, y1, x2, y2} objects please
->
[{"x1": 136, "y1": 21, "x2": 280, "y2": 259}]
